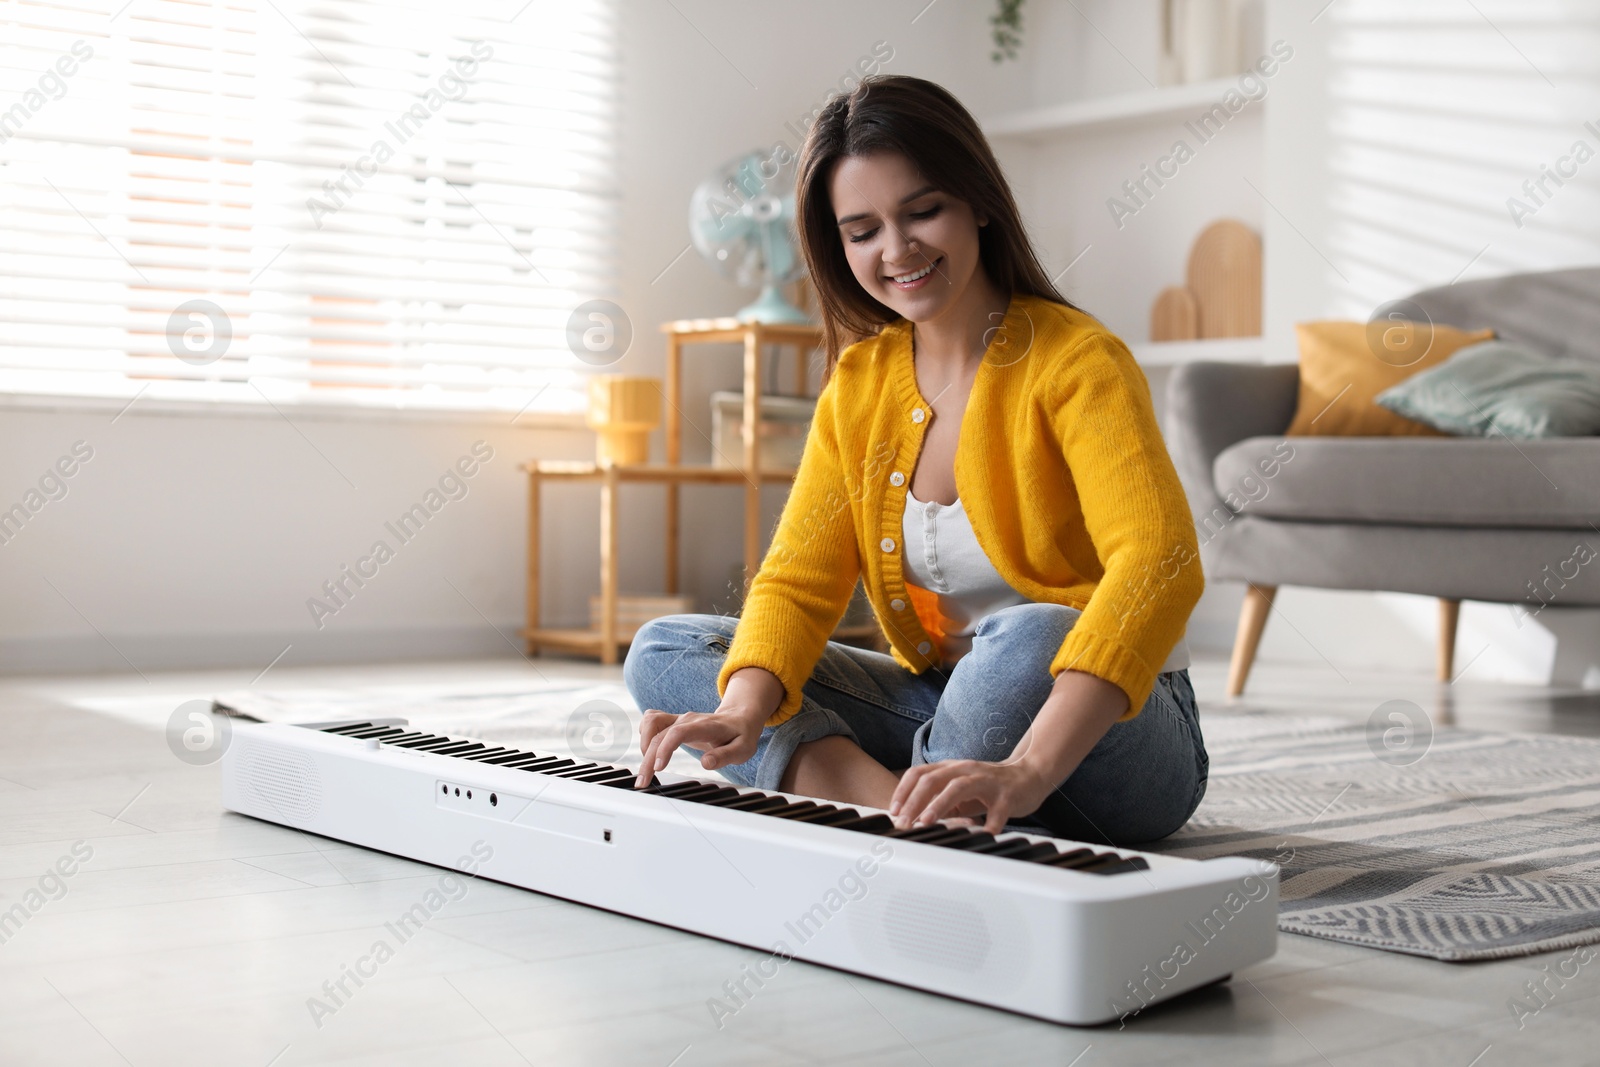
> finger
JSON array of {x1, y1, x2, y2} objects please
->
[
  {"x1": 922, "y1": 775, "x2": 988, "y2": 829},
  {"x1": 633, "y1": 716, "x2": 665, "y2": 758},
  {"x1": 635, "y1": 730, "x2": 666, "y2": 787},
  {"x1": 648, "y1": 722, "x2": 689, "y2": 781},
  {"x1": 902, "y1": 765, "x2": 962, "y2": 827},
  {"x1": 889, "y1": 764, "x2": 931, "y2": 822},
  {"x1": 700, "y1": 734, "x2": 749, "y2": 770},
  {"x1": 639, "y1": 717, "x2": 696, "y2": 784},
  {"x1": 652, "y1": 719, "x2": 725, "y2": 778},
  {"x1": 889, "y1": 764, "x2": 931, "y2": 817},
  {"x1": 637, "y1": 710, "x2": 671, "y2": 752},
  {"x1": 980, "y1": 795, "x2": 1010, "y2": 836}
]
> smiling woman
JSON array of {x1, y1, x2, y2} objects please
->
[{"x1": 624, "y1": 74, "x2": 1207, "y2": 847}]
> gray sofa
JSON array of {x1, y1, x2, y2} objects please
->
[{"x1": 1165, "y1": 267, "x2": 1600, "y2": 695}]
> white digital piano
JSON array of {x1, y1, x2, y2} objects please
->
[{"x1": 220, "y1": 716, "x2": 1277, "y2": 1026}]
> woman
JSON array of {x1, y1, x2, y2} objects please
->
[{"x1": 623, "y1": 74, "x2": 1207, "y2": 846}]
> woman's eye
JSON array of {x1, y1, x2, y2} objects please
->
[
  {"x1": 910, "y1": 204, "x2": 942, "y2": 220},
  {"x1": 848, "y1": 228, "x2": 878, "y2": 244}
]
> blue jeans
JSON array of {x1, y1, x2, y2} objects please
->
[{"x1": 622, "y1": 603, "x2": 1209, "y2": 846}]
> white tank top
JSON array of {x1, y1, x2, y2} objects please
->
[{"x1": 902, "y1": 486, "x2": 1190, "y2": 672}]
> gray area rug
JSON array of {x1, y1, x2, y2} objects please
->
[{"x1": 1145, "y1": 711, "x2": 1600, "y2": 961}]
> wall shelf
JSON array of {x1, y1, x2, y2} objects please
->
[
  {"x1": 1128, "y1": 336, "x2": 1266, "y2": 366},
  {"x1": 983, "y1": 76, "x2": 1252, "y2": 140}
]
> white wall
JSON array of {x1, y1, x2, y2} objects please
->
[
  {"x1": 999, "y1": 0, "x2": 1266, "y2": 341},
  {"x1": 0, "y1": 0, "x2": 1043, "y2": 673},
  {"x1": 1253, "y1": 0, "x2": 1600, "y2": 685}
]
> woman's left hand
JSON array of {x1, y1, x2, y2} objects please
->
[{"x1": 889, "y1": 757, "x2": 1056, "y2": 834}]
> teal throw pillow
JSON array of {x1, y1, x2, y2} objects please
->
[{"x1": 1374, "y1": 339, "x2": 1600, "y2": 438}]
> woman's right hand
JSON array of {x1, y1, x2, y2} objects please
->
[{"x1": 634, "y1": 702, "x2": 768, "y2": 788}]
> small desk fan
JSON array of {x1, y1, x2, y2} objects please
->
[{"x1": 689, "y1": 149, "x2": 811, "y2": 324}]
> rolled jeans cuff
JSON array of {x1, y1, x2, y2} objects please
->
[{"x1": 731, "y1": 698, "x2": 859, "y2": 792}]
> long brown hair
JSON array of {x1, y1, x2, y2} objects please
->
[{"x1": 794, "y1": 74, "x2": 1081, "y2": 385}]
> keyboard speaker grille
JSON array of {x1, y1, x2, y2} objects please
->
[
  {"x1": 238, "y1": 743, "x2": 322, "y2": 823},
  {"x1": 849, "y1": 887, "x2": 1029, "y2": 990},
  {"x1": 883, "y1": 890, "x2": 991, "y2": 971}
]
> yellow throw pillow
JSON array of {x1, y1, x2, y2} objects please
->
[{"x1": 1286, "y1": 321, "x2": 1496, "y2": 436}]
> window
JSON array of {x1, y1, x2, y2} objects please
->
[{"x1": 0, "y1": 0, "x2": 619, "y2": 416}]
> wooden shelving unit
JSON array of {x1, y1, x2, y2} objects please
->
[{"x1": 521, "y1": 317, "x2": 824, "y2": 664}]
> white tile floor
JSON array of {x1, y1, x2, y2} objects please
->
[{"x1": 2, "y1": 652, "x2": 1599, "y2": 1066}]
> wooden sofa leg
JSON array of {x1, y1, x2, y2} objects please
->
[
  {"x1": 1438, "y1": 598, "x2": 1460, "y2": 681},
  {"x1": 1226, "y1": 584, "x2": 1277, "y2": 697}
]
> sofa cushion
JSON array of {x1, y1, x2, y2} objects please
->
[
  {"x1": 1284, "y1": 320, "x2": 1494, "y2": 437},
  {"x1": 1374, "y1": 339, "x2": 1600, "y2": 438},
  {"x1": 1212, "y1": 435, "x2": 1600, "y2": 528}
]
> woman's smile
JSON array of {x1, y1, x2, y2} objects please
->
[{"x1": 886, "y1": 254, "x2": 943, "y2": 289}]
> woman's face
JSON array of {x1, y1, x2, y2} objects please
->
[{"x1": 828, "y1": 151, "x2": 987, "y2": 322}]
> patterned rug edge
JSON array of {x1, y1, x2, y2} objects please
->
[{"x1": 1278, "y1": 920, "x2": 1600, "y2": 962}]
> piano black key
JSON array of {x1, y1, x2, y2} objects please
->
[
  {"x1": 381, "y1": 732, "x2": 430, "y2": 745},
  {"x1": 559, "y1": 764, "x2": 619, "y2": 779},
  {"x1": 461, "y1": 748, "x2": 518, "y2": 762},
  {"x1": 761, "y1": 801, "x2": 825, "y2": 820},
  {"x1": 323, "y1": 722, "x2": 377, "y2": 734},
  {"x1": 518, "y1": 758, "x2": 577, "y2": 774},
  {"x1": 500, "y1": 754, "x2": 565, "y2": 769},
  {"x1": 344, "y1": 725, "x2": 403, "y2": 739},
  {"x1": 832, "y1": 814, "x2": 896, "y2": 834},
  {"x1": 693, "y1": 790, "x2": 760, "y2": 807},
  {"x1": 389, "y1": 734, "x2": 449, "y2": 748},
  {"x1": 1042, "y1": 848, "x2": 1105, "y2": 869},
  {"x1": 652, "y1": 780, "x2": 718, "y2": 797},
  {"x1": 1005, "y1": 842, "x2": 1065, "y2": 862},
  {"x1": 430, "y1": 742, "x2": 489, "y2": 756},
  {"x1": 1073, "y1": 854, "x2": 1151, "y2": 875},
  {"x1": 674, "y1": 785, "x2": 747, "y2": 804},
  {"x1": 480, "y1": 750, "x2": 546, "y2": 765},
  {"x1": 654, "y1": 782, "x2": 729, "y2": 802},
  {"x1": 400, "y1": 737, "x2": 462, "y2": 751},
  {"x1": 1088, "y1": 857, "x2": 1151, "y2": 875},
  {"x1": 967, "y1": 837, "x2": 1045, "y2": 858},
  {"x1": 545, "y1": 762, "x2": 606, "y2": 778},
  {"x1": 716, "y1": 794, "x2": 795, "y2": 813},
  {"x1": 789, "y1": 807, "x2": 863, "y2": 826},
  {"x1": 935, "y1": 832, "x2": 998, "y2": 851},
  {"x1": 565, "y1": 768, "x2": 637, "y2": 786},
  {"x1": 884, "y1": 825, "x2": 967, "y2": 843}
]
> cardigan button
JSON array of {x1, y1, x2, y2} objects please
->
[
  {"x1": 880, "y1": 537, "x2": 896, "y2": 553},
  {"x1": 917, "y1": 641, "x2": 932, "y2": 654},
  {"x1": 911, "y1": 408, "x2": 925, "y2": 423},
  {"x1": 890, "y1": 598, "x2": 905, "y2": 611},
  {"x1": 889, "y1": 471, "x2": 905, "y2": 486}
]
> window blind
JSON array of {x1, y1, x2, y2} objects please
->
[{"x1": 0, "y1": 0, "x2": 618, "y2": 415}]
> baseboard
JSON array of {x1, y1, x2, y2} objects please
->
[{"x1": 0, "y1": 624, "x2": 531, "y2": 675}]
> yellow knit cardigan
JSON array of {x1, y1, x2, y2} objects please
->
[{"x1": 716, "y1": 292, "x2": 1204, "y2": 727}]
